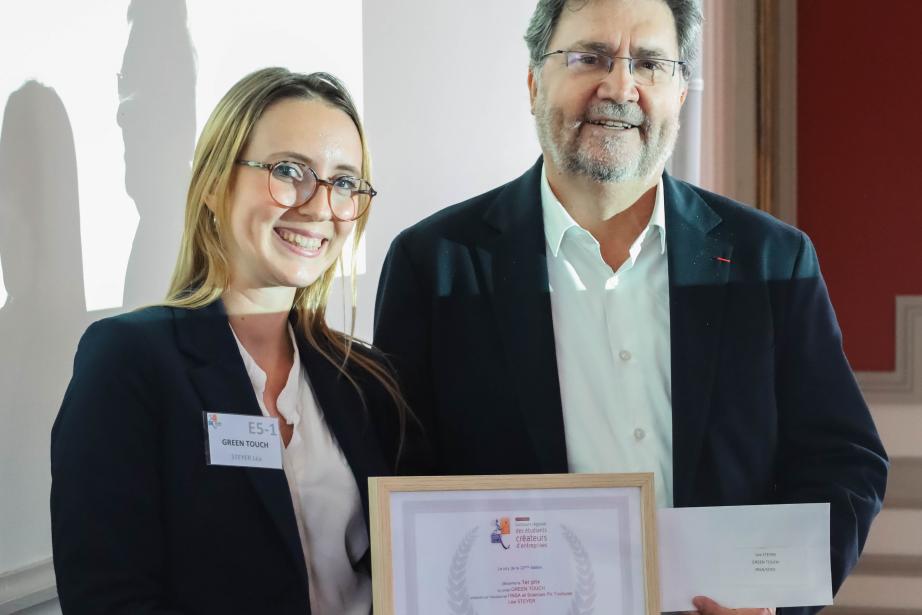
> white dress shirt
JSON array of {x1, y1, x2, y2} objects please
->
[
  {"x1": 231, "y1": 324, "x2": 372, "y2": 615},
  {"x1": 541, "y1": 165, "x2": 674, "y2": 508}
]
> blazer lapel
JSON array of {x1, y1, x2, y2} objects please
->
[
  {"x1": 292, "y1": 330, "x2": 389, "y2": 521},
  {"x1": 663, "y1": 175, "x2": 733, "y2": 507},
  {"x1": 172, "y1": 301, "x2": 309, "y2": 587},
  {"x1": 481, "y1": 158, "x2": 568, "y2": 473}
]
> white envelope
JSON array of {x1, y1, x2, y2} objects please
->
[{"x1": 658, "y1": 503, "x2": 832, "y2": 612}]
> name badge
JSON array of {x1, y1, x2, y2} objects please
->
[{"x1": 203, "y1": 412, "x2": 283, "y2": 470}]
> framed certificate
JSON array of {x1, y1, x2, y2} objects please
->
[{"x1": 369, "y1": 473, "x2": 659, "y2": 615}]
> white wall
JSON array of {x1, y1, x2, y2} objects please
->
[
  {"x1": 354, "y1": 0, "x2": 541, "y2": 340},
  {"x1": 0, "y1": 0, "x2": 363, "y2": 610}
]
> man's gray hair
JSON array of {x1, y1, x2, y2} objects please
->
[{"x1": 524, "y1": 0, "x2": 703, "y2": 78}]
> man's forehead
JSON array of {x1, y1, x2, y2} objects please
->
[{"x1": 551, "y1": 0, "x2": 679, "y2": 55}]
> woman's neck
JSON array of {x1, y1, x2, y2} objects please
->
[{"x1": 223, "y1": 285, "x2": 296, "y2": 370}]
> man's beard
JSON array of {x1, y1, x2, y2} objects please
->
[{"x1": 535, "y1": 96, "x2": 680, "y2": 184}]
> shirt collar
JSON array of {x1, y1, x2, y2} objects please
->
[
  {"x1": 540, "y1": 162, "x2": 667, "y2": 257},
  {"x1": 230, "y1": 322, "x2": 303, "y2": 426}
]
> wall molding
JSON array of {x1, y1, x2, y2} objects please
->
[
  {"x1": 698, "y1": 0, "x2": 758, "y2": 205},
  {"x1": 754, "y1": 0, "x2": 797, "y2": 226},
  {"x1": 0, "y1": 558, "x2": 56, "y2": 615},
  {"x1": 854, "y1": 555, "x2": 922, "y2": 578},
  {"x1": 824, "y1": 608, "x2": 922, "y2": 615},
  {"x1": 882, "y1": 457, "x2": 922, "y2": 510},
  {"x1": 755, "y1": 0, "x2": 777, "y2": 215},
  {"x1": 774, "y1": 0, "x2": 797, "y2": 227},
  {"x1": 856, "y1": 296, "x2": 922, "y2": 404}
]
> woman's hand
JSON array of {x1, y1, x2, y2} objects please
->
[{"x1": 687, "y1": 595, "x2": 776, "y2": 615}]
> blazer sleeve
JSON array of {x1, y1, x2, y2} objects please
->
[
  {"x1": 50, "y1": 318, "x2": 185, "y2": 615},
  {"x1": 373, "y1": 231, "x2": 436, "y2": 475},
  {"x1": 774, "y1": 234, "x2": 888, "y2": 615}
]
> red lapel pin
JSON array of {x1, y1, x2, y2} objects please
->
[{"x1": 714, "y1": 256, "x2": 732, "y2": 264}]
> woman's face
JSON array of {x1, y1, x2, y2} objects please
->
[{"x1": 223, "y1": 97, "x2": 362, "y2": 291}]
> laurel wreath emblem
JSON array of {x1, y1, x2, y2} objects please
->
[
  {"x1": 561, "y1": 524, "x2": 596, "y2": 615},
  {"x1": 447, "y1": 526, "x2": 480, "y2": 615},
  {"x1": 446, "y1": 523, "x2": 597, "y2": 615}
]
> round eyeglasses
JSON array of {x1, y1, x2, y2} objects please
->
[
  {"x1": 236, "y1": 159, "x2": 376, "y2": 222},
  {"x1": 540, "y1": 50, "x2": 687, "y2": 86}
]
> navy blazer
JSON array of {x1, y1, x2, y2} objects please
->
[
  {"x1": 51, "y1": 301, "x2": 397, "y2": 615},
  {"x1": 374, "y1": 158, "x2": 888, "y2": 615}
]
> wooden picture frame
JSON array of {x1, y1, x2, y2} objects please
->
[{"x1": 369, "y1": 472, "x2": 659, "y2": 615}]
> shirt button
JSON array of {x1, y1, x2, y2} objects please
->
[
  {"x1": 619, "y1": 350, "x2": 632, "y2": 361},
  {"x1": 634, "y1": 428, "x2": 646, "y2": 441}
]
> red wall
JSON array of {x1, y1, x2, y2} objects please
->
[{"x1": 798, "y1": 0, "x2": 922, "y2": 371}]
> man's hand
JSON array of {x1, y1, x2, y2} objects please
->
[{"x1": 686, "y1": 595, "x2": 776, "y2": 615}]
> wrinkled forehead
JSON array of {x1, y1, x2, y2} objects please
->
[{"x1": 550, "y1": 0, "x2": 680, "y2": 58}]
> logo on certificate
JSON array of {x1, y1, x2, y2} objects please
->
[
  {"x1": 207, "y1": 413, "x2": 222, "y2": 429},
  {"x1": 490, "y1": 517, "x2": 512, "y2": 550},
  {"x1": 448, "y1": 520, "x2": 597, "y2": 614}
]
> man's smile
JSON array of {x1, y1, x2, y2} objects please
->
[{"x1": 585, "y1": 118, "x2": 637, "y2": 130}]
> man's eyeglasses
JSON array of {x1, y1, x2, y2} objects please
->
[
  {"x1": 539, "y1": 50, "x2": 687, "y2": 86},
  {"x1": 237, "y1": 159, "x2": 376, "y2": 222}
]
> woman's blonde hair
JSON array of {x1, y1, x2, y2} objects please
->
[{"x1": 166, "y1": 67, "x2": 407, "y2": 448}]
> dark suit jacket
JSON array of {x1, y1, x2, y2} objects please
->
[
  {"x1": 374, "y1": 158, "x2": 888, "y2": 614},
  {"x1": 51, "y1": 300, "x2": 398, "y2": 615}
]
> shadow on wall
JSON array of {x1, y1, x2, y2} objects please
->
[
  {"x1": 0, "y1": 81, "x2": 90, "y2": 567},
  {"x1": 0, "y1": 0, "x2": 196, "y2": 578},
  {"x1": 119, "y1": 0, "x2": 196, "y2": 310}
]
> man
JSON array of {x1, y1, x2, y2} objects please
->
[{"x1": 374, "y1": 1, "x2": 887, "y2": 613}]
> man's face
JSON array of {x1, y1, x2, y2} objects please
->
[{"x1": 530, "y1": 0, "x2": 688, "y2": 184}]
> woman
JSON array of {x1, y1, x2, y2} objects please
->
[{"x1": 50, "y1": 68, "x2": 406, "y2": 614}]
